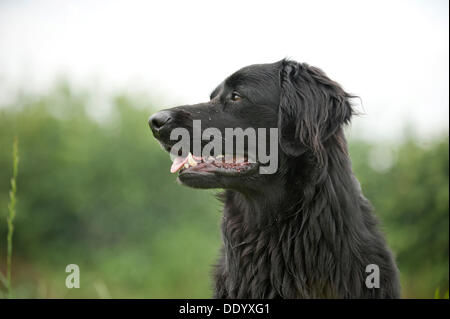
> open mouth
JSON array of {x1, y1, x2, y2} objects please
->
[{"x1": 170, "y1": 152, "x2": 259, "y2": 177}]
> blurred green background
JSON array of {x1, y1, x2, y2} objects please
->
[{"x1": 0, "y1": 84, "x2": 448, "y2": 298}]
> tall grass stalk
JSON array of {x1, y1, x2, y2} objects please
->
[
  {"x1": 0, "y1": 268, "x2": 6, "y2": 289},
  {"x1": 5, "y1": 138, "x2": 19, "y2": 298}
]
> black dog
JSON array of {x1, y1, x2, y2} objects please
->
[{"x1": 149, "y1": 59, "x2": 401, "y2": 298}]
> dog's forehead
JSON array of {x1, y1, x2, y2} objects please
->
[
  {"x1": 227, "y1": 62, "x2": 280, "y2": 86},
  {"x1": 210, "y1": 62, "x2": 281, "y2": 100}
]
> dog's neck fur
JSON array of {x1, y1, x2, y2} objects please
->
[{"x1": 214, "y1": 130, "x2": 400, "y2": 298}]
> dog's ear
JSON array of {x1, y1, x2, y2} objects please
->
[{"x1": 278, "y1": 59, "x2": 353, "y2": 162}]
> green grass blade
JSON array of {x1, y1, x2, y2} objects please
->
[
  {"x1": 6, "y1": 138, "x2": 19, "y2": 299},
  {"x1": 0, "y1": 271, "x2": 7, "y2": 288},
  {"x1": 434, "y1": 287, "x2": 440, "y2": 299}
]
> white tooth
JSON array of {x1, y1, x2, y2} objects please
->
[
  {"x1": 187, "y1": 152, "x2": 197, "y2": 166},
  {"x1": 216, "y1": 155, "x2": 224, "y2": 159},
  {"x1": 207, "y1": 156, "x2": 215, "y2": 162}
]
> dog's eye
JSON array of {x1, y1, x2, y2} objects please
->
[{"x1": 230, "y1": 91, "x2": 242, "y2": 102}]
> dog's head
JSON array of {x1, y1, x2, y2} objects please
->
[{"x1": 149, "y1": 59, "x2": 353, "y2": 191}]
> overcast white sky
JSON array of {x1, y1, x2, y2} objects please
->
[{"x1": 0, "y1": 0, "x2": 448, "y2": 140}]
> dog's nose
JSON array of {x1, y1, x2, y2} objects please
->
[{"x1": 149, "y1": 111, "x2": 172, "y2": 135}]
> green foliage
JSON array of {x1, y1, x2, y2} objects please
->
[
  {"x1": 0, "y1": 84, "x2": 448, "y2": 298},
  {"x1": 350, "y1": 136, "x2": 449, "y2": 298},
  {"x1": 0, "y1": 85, "x2": 222, "y2": 298}
]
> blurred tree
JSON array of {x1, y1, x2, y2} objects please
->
[
  {"x1": 350, "y1": 136, "x2": 449, "y2": 298},
  {"x1": 0, "y1": 85, "x2": 222, "y2": 298}
]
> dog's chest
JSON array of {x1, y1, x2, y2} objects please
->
[
  {"x1": 219, "y1": 214, "x2": 304, "y2": 298},
  {"x1": 217, "y1": 209, "x2": 341, "y2": 299}
]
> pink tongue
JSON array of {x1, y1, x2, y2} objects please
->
[{"x1": 170, "y1": 156, "x2": 188, "y2": 173}]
